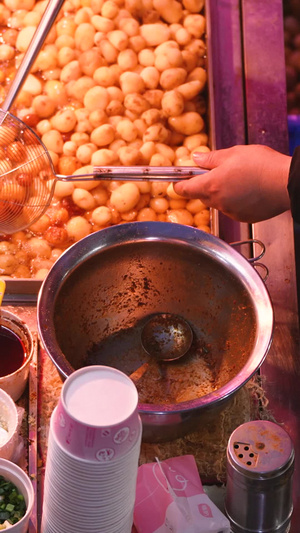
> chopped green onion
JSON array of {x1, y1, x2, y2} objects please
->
[{"x1": 0, "y1": 476, "x2": 26, "y2": 526}]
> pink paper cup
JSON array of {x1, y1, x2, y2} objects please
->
[{"x1": 52, "y1": 366, "x2": 142, "y2": 461}]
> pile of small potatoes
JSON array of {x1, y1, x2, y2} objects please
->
[{"x1": 0, "y1": 0, "x2": 210, "y2": 279}]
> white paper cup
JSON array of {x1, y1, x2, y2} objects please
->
[
  {"x1": 0, "y1": 389, "x2": 18, "y2": 461},
  {"x1": 0, "y1": 458, "x2": 34, "y2": 533},
  {"x1": 0, "y1": 310, "x2": 34, "y2": 402},
  {"x1": 52, "y1": 366, "x2": 141, "y2": 461}
]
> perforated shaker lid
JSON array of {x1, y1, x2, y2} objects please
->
[{"x1": 227, "y1": 420, "x2": 294, "y2": 476}]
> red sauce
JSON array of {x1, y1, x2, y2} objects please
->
[{"x1": 0, "y1": 326, "x2": 26, "y2": 377}]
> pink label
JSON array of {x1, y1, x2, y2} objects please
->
[
  {"x1": 198, "y1": 503, "x2": 213, "y2": 518},
  {"x1": 53, "y1": 403, "x2": 142, "y2": 461}
]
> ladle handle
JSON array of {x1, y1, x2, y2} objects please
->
[
  {"x1": 2, "y1": 0, "x2": 65, "y2": 112},
  {"x1": 57, "y1": 166, "x2": 208, "y2": 182}
]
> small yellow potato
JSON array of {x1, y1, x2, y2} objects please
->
[
  {"x1": 183, "y1": 0, "x2": 205, "y2": 12},
  {"x1": 137, "y1": 207, "x2": 157, "y2": 221},
  {"x1": 168, "y1": 112, "x2": 205, "y2": 135},
  {"x1": 66, "y1": 216, "x2": 92, "y2": 241},
  {"x1": 63, "y1": 141, "x2": 77, "y2": 156},
  {"x1": 183, "y1": 133, "x2": 208, "y2": 151},
  {"x1": 187, "y1": 66, "x2": 207, "y2": 86},
  {"x1": 89, "y1": 109, "x2": 108, "y2": 128},
  {"x1": 101, "y1": 0, "x2": 119, "y2": 19},
  {"x1": 16, "y1": 26, "x2": 36, "y2": 52},
  {"x1": 186, "y1": 199, "x2": 207, "y2": 214},
  {"x1": 51, "y1": 109, "x2": 77, "y2": 133},
  {"x1": 93, "y1": 66, "x2": 118, "y2": 87},
  {"x1": 155, "y1": 143, "x2": 175, "y2": 162},
  {"x1": 155, "y1": 47, "x2": 183, "y2": 71},
  {"x1": 161, "y1": 89, "x2": 185, "y2": 117},
  {"x1": 183, "y1": 14, "x2": 206, "y2": 38},
  {"x1": 44, "y1": 80, "x2": 68, "y2": 106},
  {"x1": 117, "y1": 48, "x2": 138, "y2": 70},
  {"x1": 60, "y1": 60, "x2": 81, "y2": 83},
  {"x1": 140, "y1": 23, "x2": 171, "y2": 46},
  {"x1": 182, "y1": 49, "x2": 198, "y2": 72},
  {"x1": 92, "y1": 185, "x2": 109, "y2": 205},
  {"x1": 150, "y1": 197, "x2": 169, "y2": 213},
  {"x1": 175, "y1": 27, "x2": 191, "y2": 46},
  {"x1": 185, "y1": 38, "x2": 206, "y2": 58},
  {"x1": 91, "y1": 15, "x2": 115, "y2": 32},
  {"x1": 118, "y1": 17, "x2": 139, "y2": 36},
  {"x1": 91, "y1": 205, "x2": 112, "y2": 226},
  {"x1": 90, "y1": 124, "x2": 115, "y2": 146},
  {"x1": 110, "y1": 182, "x2": 140, "y2": 212},
  {"x1": 99, "y1": 39, "x2": 119, "y2": 63},
  {"x1": 33, "y1": 95, "x2": 56, "y2": 118},
  {"x1": 74, "y1": 22, "x2": 96, "y2": 51},
  {"x1": 73, "y1": 188, "x2": 96, "y2": 210},
  {"x1": 153, "y1": 0, "x2": 183, "y2": 24},
  {"x1": 55, "y1": 34, "x2": 75, "y2": 49},
  {"x1": 169, "y1": 198, "x2": 187, "y2": 209},
  {"x1": 194, "y1": 209, "x2": 210, "y2": 226},
  {"x1": 133, "y1": 118, "x2": 147, "y2": 138},
  {"x1": 0, "y1": 254, "x2": 18, "y2": 276},
  {"x1": 129, "y1": 35, "x2": 146, "y2": 53},
  {"x1": 177, "y1": 80, "x2": 203, "y2": 100},
  {"x1": 166, "y1": 208, "x2": 194, "y2": 226},
  {"x1": 117, "y1": 146, "x2": 142, "y2": 166},
  {"x1": 143, "y1": 123, "x2": 170, "y2": 143},
  {"x1": 78, "y1": 48, "x2": 105, "y2": 77},
  {"x1": 120, "y1": 209, "x2": 137, "y2": 222},
  {"x1": 149, "y1": 153, "x2": 172, "y2": 166},
  {"x1": 119, "y1": 71, "x2": 145, "y2": 94},
  {"x1": 160, "y1": 68, "x2": 187, "y2": 90},
  {"x1": 57, "y1": 46, "x2": 76, "y2": 67},
  {"x1": 144, "y1": 89, "x2": 164, "y2": 108},
  {"x1": 107, "y1": 29, "x2": 128, "y2": 51},
  {"x1": 151, "y1": 182, "x2": 169, "y2": 197},
  {"x1": 140, "y1": 66, "x2": 160, "y2": 89},
  {"x1": 124, "y1": 93, "x2": 150, "y2": 114},
  {"x1": 139, "y1": 141, "x2": 156, "y2": 163},
  {"x1": 116, "y1": 118, "x2": 138, "y2": 142},
  {"x1": 107, "y1": 86, "x2": 124, "y2": 102},
  {"x1": 71, "y1": 132, "x2": 90, "y2": 146},
  {"x1": 56, "y1": 17, "x2": 77, "y2": 37},
  {"x1": 42, "y1": 129, "x2": 64, "y2": 154},
  {"x1": 138, "y1": 49, "x2": 155, "y2": 66},
  {"x1": 91, "y1": 148, "x2": 117, "y2": 166},
  {"x1": 53, "y1": 180, "x2": 75, "y2": 198},
  {"x1": 77, "y1": 143, "x2": 97, "y2": 164},
  {"x1": 83, "y1": 86, "x2": 109, "y2": 111},
  {"x1": 135, "y1": 182, "x2": 151, "y2": 194},
  {"x1": 26, "y1": 237, "x2": 52, "y2": 258}
]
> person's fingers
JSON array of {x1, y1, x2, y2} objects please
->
[
  {"x1": 192, "y1": 148, "x2": 234, "y2": 169},
  {"x1": 174, "y1": 172, "x2": 214, "y2": 200}
]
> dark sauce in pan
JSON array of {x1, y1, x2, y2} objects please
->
[{"x1": 0, "y1": 326, "x2": 26, "y2": 377}]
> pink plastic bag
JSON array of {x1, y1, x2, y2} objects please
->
[{"x1": 134, "y1": 455, "x2": 230, "y2": 533}]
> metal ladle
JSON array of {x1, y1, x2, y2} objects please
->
[{"x1": 141, "y1": 313, "x2": 193, "y2": 362}]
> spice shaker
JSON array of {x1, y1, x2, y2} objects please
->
[{"x1": 225, "y1": 420, "x2": 294, "y2": 533}]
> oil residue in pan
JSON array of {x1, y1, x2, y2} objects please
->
[{"x1": 83, "y1": 318, "x2": 241, "y2": 405}]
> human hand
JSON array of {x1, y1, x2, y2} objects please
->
[{"x1": 174, "y1": 144, "x2": 291, "y2": 223}]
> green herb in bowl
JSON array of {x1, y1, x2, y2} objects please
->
[{"x1": 0, "y1": 475, "x2": 26, "y2": 529}]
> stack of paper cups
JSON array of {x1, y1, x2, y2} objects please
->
[{"x1": 41, "y1": 366, "x2": 142, "y2": 533}]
